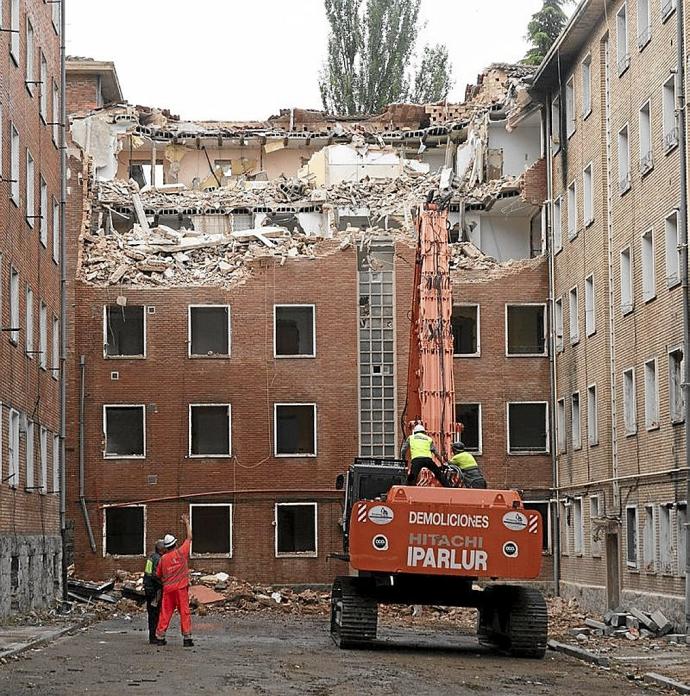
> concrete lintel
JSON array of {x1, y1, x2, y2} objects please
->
[{"x1": 547, "y1": 639, "x2": 611, "y2": 667}]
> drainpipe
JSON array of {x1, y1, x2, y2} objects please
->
[
  {"x1": 675, "y1": 0, "x2": 690, "y2": 639},
  {"x1": 544, "y1": 93, "x2": 561, "y2": 594},
  {"x1": 79, "y1": 356, "x2": 97, "y2": 552},
  {"x1": 59, "y1": 0, "x2": 67, "y2": 601}
]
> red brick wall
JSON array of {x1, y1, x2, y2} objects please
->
[
  {"x1": 68, "y1": 248, "x2": 357, "y2": 582},
  {"x1": 0, "y1": 0, "x2": 62, "y2": 535},
  {"x1": 66, "y1": 74, "x2": 100, "y2": 114}
]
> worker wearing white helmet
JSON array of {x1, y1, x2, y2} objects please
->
[{"x1": 400, "y1": 423, "x2": 450, "y2": 487}]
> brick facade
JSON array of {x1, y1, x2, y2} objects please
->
[{"x1": 0, "y1": 0, "x2": 63, "y2": 616}]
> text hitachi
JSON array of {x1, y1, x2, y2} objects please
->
[{"x1": 406, "y1": 546, "x2": 488, "y2": 571}]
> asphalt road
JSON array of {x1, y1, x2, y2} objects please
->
[{"x1": 0, "y1": 613, "x2": 661, "y2": 695}]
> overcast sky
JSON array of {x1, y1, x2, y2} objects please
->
[{"x1": 66, "y1": 0, "x2": 546, "y2": 121}]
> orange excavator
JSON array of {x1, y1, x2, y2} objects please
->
[{"x1": 330, "y1": 194, "x2": 548, "y2": 657}]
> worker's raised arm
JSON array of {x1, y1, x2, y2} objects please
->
[{"x1": 181, "y1": 513, "x2": 192, "y2": 540}]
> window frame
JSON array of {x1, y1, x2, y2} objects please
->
[
  {"x1": 584, "y1": 273, "x2": 596, "y2": 336},
  {"x1": 102, "y1": 404, "x2": 147, "y2": 460},
  {"x1": 567, "y1": 180, "x2": 578, "y2": 240},
  {"x1": 665, "y1": 210, "x2": 681, "y2": 288},
  {"x1": 668, "y1": 345, "x2": 685, "y2": 424},
  {"x1": 583, "y1": 163, "x2": 594, "y2": 226},
  {"x1": 644, "y1": 357, "x2": 660, "y2": 430},
  {"x1": 590, "y1": 494, "x2": 603, "y2": 558},
  {"x1": 662, "y1": 74, "x2": 679, "y2": 153},
  {"x1": 273, "y1": 304, "x2": 317, "y2": 359},
  {"x1": 9, "y1": 265, "x2": 20, "y2": 345},
  {"x1": 616, "y1": 2, "x2": 630, "y2": 75},
  {"x1": 52, "y1": 196, "x2": 60, "y2": 264},
  {"x1": 552, "y1": 195, "x2": 563, "y2": 253},
  {"x1": 618, "y1": 124, "x2": 631, "y2": 194},
  {"x1": 189, "y1": 503, "x2": 233, "y2": 558},
  {"x1": 455, "y1": 402, "x2": 483, "y2": 454},
  {"x1": 637, "y1": 0, "x2": 651, "y2": 50},
  {"x1": 274, "y1": 501, "x2": 318, "y2": 558},
  {"x1": 504, "y1": 303, "x2": 547, "y2": 357},
  {"x1": 9, "y1": 0, "x2": 19, "y2": 65},
  {"x1": 581, "y1": 55, "x2": 592, "y2": 118},
  {"x1": 573, "y1": 497, "x2": 584, "y2": 556},
  {"x1": 102, "y1": 504, "x2": 147, "y2": 558},
  {"x1": 569, "y1": 286, "x2": 580, "y2": 345},
  {"x1": 554, "y1": 296, "x2": 564, "y2": 352},
  {"x1": 8, "y1": 409, "x2": 20, "y2": 488},
  {"x1": 639, "y1": 100, "x2": 653, "y2": 175},
  {"x1": 506, "y1": 401, "x2": 549, "y2": 455},
  {"x1": 587, "y1": 383, "x2": 599, "y2": 446},
  {"x1": 10, "y1": 123, "x2": 20, "y2": 205},
  {"x1": 451, "y1": 303, "x2": 481, "y2": 358},
  {"x1": 572, "y1": 391, "x2": 582, "y2": 450},
  {"x1": 188, "y1": 403, "x2": 232, "y2": 459},
  {"x1": 187, "y1": 304, "x2": 232, "y2": 358},
  {"x1": 26, "y1": 149, "x2": 35, "y2": 226},
  {"x1": 103, "y1": 304, "x2": 147, "y2": 359},
  {"x1": 556, "y1": 398, "x2": 566, "y2": 454},
  {"x1": 642, "y1": 504, "x2": 657, "y2": 573},
  {"x1": 641, "y1": 228, "x2": 656, "y2": 302},
  {"x1": 565, "y1": 76, "x2": 576, "y2": 138},
  {"x1": 273, "y1": 403, "x2": 318, "y2": 458},
  {"x1": 626, "y1": 505, "x2": 639, "y2": 568},
  {"x1": 620, "y1": 246, "x2": 634, "y2": 315},
  {"x1": 623, "y1": 367, "x2": 638, "y2": 435}
]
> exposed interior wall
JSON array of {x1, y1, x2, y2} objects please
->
[
  {"x1": 472, "y1": 213, "x2": 533, "y2": 261},
  {"x1": 488, "y1": 117, "x2": 541, "y2": 178}
]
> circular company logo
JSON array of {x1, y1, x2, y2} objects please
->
[
  {"x1": 372, "y1": 534, "x2": 389, "y2": 551},
  {"x1": 503, "y1": 541, "x2": 519, "y2": 558},
  {"x1": 368, "y1": 505, "x2": 394, "y2": 525},
  {"x1": 502, "y1": 511, "x2": 528, "y2": 532}
]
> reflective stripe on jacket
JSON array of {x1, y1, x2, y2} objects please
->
[
  {"x1": 450, "y1": 451, "x2": 479, "y2": 470},
  {"x1": 408, "y1": 433, "x2": 433, "y2": 460}
]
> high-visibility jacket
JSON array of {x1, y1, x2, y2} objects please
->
[
  {"x1": 143, "y1": 551, "x2": 161, "y2": 592},
  {"x1": 450, "y1": 451, "x2": 479, "y2": 470},
  {"x1": 408, "y1": 433, "x2": 434, "y2": 460},
  {"x1": 156, "y1": 539, "x2": 191, "y2": 591}
]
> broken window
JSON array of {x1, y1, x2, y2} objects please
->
[
  {"x1": 590, "y1": 495, "x2": 602, "y2": 557},
  {"x1": 506, "y1": 305, "x2": 545, "y2": 355},
  {"x1": 643, "y1": 505, "x2": 656, "y2": 571},
  {"x1": 275, "y1": 503, "x2": 317, "y2": 556},
  {"x1": 275, "y1": 404, "x2": 316, "y2": 456},
  {"x1": 274, "y1": 305, "x2": 315, "y2": 357},
  {"x1": 456, "y1": 403, "x2": 481, "y2": 452},
  {"x1": 189, "y1": 405, "x2": 231, "y2": 457},
  {"x1": 104, "y1": 305, "x2": 145, "y2": 357},
  {"x1": 658, "y1": 505, "x2": 672, "y2": 573},
  {"x1": 190, "y1": 504, "x2": 232, "y2": 556},
  {"x1": 507, "y1": 402, "x2": 548, "y2": 454},
  {"x1": 189, "y1": 305, "x2": 230, "y2": 357},
  {"x1": 644, "y1": 358, "x2": 659, "y2": 429},
  {"x1": 524, "y1": 501, "x2": 550, "y2": 552},
  {"x1": 451, "y1": 305, "x2": 479, "y2": 356},
  {"x1": 623, "y1": 368, "x2": 637, "y2": 434},
  {"x1": 669, "y1": 348, "x2": 685, "y2": 422},
  {"x1": 573, "y1": 498, "x2": 584, "y2": 555},
  {"x1": 104, "y1": 506, "x2": 145, "y2": 556},
  {"x1": 104, "y1": 405, "x2": 145, "y2": 458},
  {"x1": 626, "y1": 506, "x2": 638, "y2": 567}
]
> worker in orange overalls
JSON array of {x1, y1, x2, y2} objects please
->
[{"x1": 154, "y1": 513, "x2": 194, "y2": 647}]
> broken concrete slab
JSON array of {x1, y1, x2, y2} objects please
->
[
  {"x1": 643, "y1": 673, "x2": 690, "y2": 694},
  {"x1": 629, "y1": 608, "x2": 658, "y2": 632},
  {"x1": 650, "y1": 610, "x2": 673, "y2": 636},
  {"x1": 547, "y1": 639, "x2": 611, "y2": 667},
  {"x1": 188, "y1": 585, "x2": 226, "y2": 606}
]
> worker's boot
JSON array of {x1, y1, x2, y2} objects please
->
[
  {"x1": 183, "y1": 638, "x2": 194, "y2": 648},
  {"x1": 153, "y1": 637, "x2": 167, "y2": 646}
]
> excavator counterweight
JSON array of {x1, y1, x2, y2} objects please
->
[{"x1": 330, "y1": 201, "x2": 548, "y2": 658}]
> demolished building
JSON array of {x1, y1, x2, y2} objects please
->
[{"x1": 64, "y1": 64, "x2": 553, "y2": 585}]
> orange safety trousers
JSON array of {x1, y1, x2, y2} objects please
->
[{"x1": 156, "y1": 586, "x2": 192, "y2": 638}]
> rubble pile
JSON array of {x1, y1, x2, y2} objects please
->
[{"x1": 569, "y1": 607, "x2": 680, "y2": 642}]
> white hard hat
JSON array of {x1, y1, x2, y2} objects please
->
[
  {"x1": 413, "y1": 424, "x2": 426, "y2": 434},
  {"x1": 163, "y1": 533, "x2": 177, "y2": 548}
]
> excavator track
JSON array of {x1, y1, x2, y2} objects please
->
[
  {"x1": 478, "y1": 585, "x2": 548, "y2": 659},
  {"x1": 330, "y1": 576, "x2": 378, "y2": 649}
]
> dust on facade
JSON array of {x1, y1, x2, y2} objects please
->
[{"x1": 1, "y1": 0, "x2": 687, "y2": 631}]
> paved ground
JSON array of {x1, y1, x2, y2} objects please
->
[{"x1": 0, "y1": 614, "x2": 665, "y2": 696}]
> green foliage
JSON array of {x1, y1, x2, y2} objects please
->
[
  {"x1": 320, "y1": 0, "x2": 453, "y2": 115},
  {"x1": 523, "y1": 0, "x2": 571, "y2": 66}
]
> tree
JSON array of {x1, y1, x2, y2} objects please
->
[
  {"x1": 523, "y1": 0, "x2": 571, "y2": 66},
  {"x1": 410, "y1": 44, "x2": 453, "y2": 105},
  {"x1": 320, "y1": 0, "x2": 453, "y2": 115}
]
